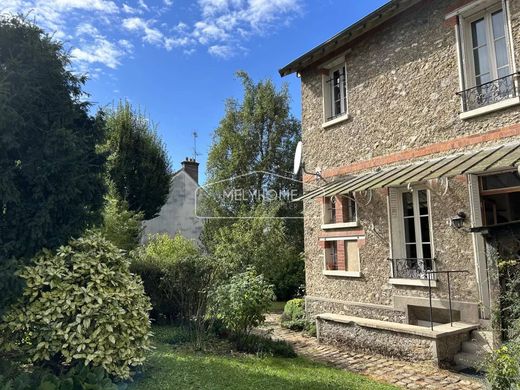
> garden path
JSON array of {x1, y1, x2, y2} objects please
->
[{"x1": 258, "y1": 313, "x2": 486, "y2": 390}]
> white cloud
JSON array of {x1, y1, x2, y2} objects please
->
[
  {"x1": 70, "y1": 38, "x2": 125, "y2": 69},
  {"x1": 45, "y1": 0, "x2": 118, "y2": 13},
  {"x1": 122, "y1": 17, "x2": 164, "y2": 46},
  {"x1": 137, "y1": 0, "x2": 149, "y2": 11},
  {"x1": 122, "y1": 3, "x2": 141, "y2": 14},
  {"x1": 163, "y1": 0, "x2": 173, "y2": 6},
  {"x1": 76, "y1": 22, "x2": 99, "y2": 37},
  {"x1": 208, "y1": 44, "x2": 234, "y2": 58}
]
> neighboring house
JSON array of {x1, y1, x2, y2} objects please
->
[
  {"x1": 280, "y1": 0, "x2": 520, "y2": 368},
  {"x1": 142, "y1": 158, "x2": 203, "y2": 243}
]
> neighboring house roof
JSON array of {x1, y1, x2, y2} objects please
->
[{"x1": 279, "y1": 0, "x2": 421, "y2": 77}]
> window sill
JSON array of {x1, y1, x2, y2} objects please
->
[
  {"x1": 323, "y1": 270, "x2": 361, "y2": 278},
  {"x1": 322, "y1": 114, "x2": 350, "y2": 129},
  {"x1": 321, "y1": 222, "x2": 359, "y2": 230},
  {"x1": 389, "y1": 278, "x2": 437, "y2": 287},
  {"x1": 459, "y1": 97, "x2": 520, "y2": 120}
]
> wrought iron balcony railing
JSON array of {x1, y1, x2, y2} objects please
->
[
  {"x1": 388, "y1": 258, "x2": 435, "y2": 280},
  {"x1": 457, "y1": 73, "x2": 519, "y2": 112}
]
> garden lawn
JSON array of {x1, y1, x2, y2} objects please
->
[{"x1": 129, "y1": 326, "x2": 398, "y2": 390}]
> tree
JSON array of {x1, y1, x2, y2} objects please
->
[
  {"x1": 202, "y1": 72, "x2": 304, "y2": 298},
  {"x1": 212, "y1": 204, "x2": 304, "y2": 300},
  {"x1": 105, "y1": 101, "x2": 172, "y2": 220},
  {"x1": 97, "y1": 183, "x2": 144, "y2": 251},
  {"x1": 0, "y1": 16, "x2": 106, "y2": 311}
]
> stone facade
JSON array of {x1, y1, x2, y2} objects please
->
[{"x1": 296, "y1": 0, "x2": 520, "y2": 327}]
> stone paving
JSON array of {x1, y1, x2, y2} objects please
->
[{"x1": 258, "y1": 314, "x2": 486, "y2": 390}]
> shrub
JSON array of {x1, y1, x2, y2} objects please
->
[
  {"x1": 0, "y1": 234, "x2": 152, "y2": 379},
  {"x1": 281, "y1": 299, "x2": 306, "y2": 331},
  {"x1": 232, "y1": 333, "x2": 296, "y2": 358},
  {"x1": 0, "y1": 364, "x2": 116, "y2": 390},
  {"x1": 131, "y1": 235, "x2": 218, "y2": 325},
  {"x1": 485, "y1": 343, "x2": 520, "y2": 390},
  {"x1": 210, "y1": 268, "x2": 274, "y2": 346}
]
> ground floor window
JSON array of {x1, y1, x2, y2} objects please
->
[
  {"x1": 323, "y1": 239, "x2": 360, "y2": 273},
  {"x1": 388, "y1": 187, "x2": 435, "y2": 279},
  {"x1": 480, "y1": 171, "x2": 520, "y2": 226}
]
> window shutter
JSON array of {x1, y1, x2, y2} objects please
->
[
  {"x1": 468, "y1": 174, "x2": 483, "y2": 227},
  {"x1": 388, "y1": 188, "x2": 404, "y2": 259},
  {"x1": 322, "y1": 74, "x2": 331, "y2": 122}
]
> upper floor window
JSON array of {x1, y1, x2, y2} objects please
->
[
  {"x1": 321, "y1": 61, "x2": 348, "y2": 126},
  {"x1": 457, "y1": 3, "x2": 518, "y2": 113},
  {"x1": 323, "y1": 195, "x2": 357, "y2": 225}
]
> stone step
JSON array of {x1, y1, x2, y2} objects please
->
[
  {"x1": 471, "y1": 330, "x2": 493, "y2": 346},
  {"x1": 462, "y1": 339, "x2": 492, "y2": 354},
  {"x1": 454, "y1": 352, "x2": 485, "y2": 370}
]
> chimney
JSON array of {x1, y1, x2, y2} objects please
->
[{"x1": 181, "y1": 157, "x2": 199, "y2": 184}]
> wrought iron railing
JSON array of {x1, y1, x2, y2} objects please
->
[
  {"x1": 457, "y1": 72, "x2": 519, "y2": 112},
  {"x1": 388, "y1": 258, "x2": 435, "y2": 280}
]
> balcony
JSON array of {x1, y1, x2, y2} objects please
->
[
  {"x1": 458, "y1": 73, "x2": 519, "y2": 114},
  {"x1": 389, "y1": 258, "x2": 435, "y2": 281}
]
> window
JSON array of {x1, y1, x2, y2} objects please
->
[
  {"x1": 322, "y1": 63, "x2": 348, "y2": 123},
  {"x1": 324, "y1": 239, "x2": 360, "y2": 273},
  {"x1": 480, "y1": 171, "x2": 520, "y2": 226},
  {"x1": 323, "y1": 195, "x2": 357, "y2": 225},
  {"x1": 458, "y1": 3, "x2": 517, "y2": 112},
  {"x1": 388, "y1": 188, "x2": 434, "y2": 280}
]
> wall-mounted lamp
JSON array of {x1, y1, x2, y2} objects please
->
[{"x1": 450, "y1": 211, "x2": 466, "y2": 229}]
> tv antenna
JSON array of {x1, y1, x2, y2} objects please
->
[{"x1": 192, "y1": 131, "x2": 201, "y2": 160}]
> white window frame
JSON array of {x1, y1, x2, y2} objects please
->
[
  {"x1": 321, "y1": 195, "x2": 359, "y2": 229},
  {"x1": 453, "y1": 0, "x2": 519, "y2": 118},
  {"x1": 321, "y1": 56, "x2": 349, "y2": 128},
  {"x1": 321, "y1": 236, "x2": 362, "y2": 278},
  {"x1": 388, "y1": 186, "x2": 436, "y2": 283},
  {"x1": 462, "y1": 4, "x2": 510, "y2": 88}
]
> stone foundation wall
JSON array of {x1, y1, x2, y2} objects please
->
[
  {"x1": 317, "y1": 317, "x2": 471, "y2": 364},
  {"x1": 317, "y1": 318, "x2": 437, "y2": 362}
]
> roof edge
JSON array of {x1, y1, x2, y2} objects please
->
[{"x1": 279, "y1": 0, "x2": 421, "y2": 77}]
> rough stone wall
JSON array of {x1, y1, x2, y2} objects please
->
[
  {"x1": 317, "y1": 318, "x2": 437, "y2": 362},
  {"x1": 300, "y1": 0, "x2": 520, "y2": 172},
  {"x1": 300, "y1": 0, "x2": 520, "y2": 318}
]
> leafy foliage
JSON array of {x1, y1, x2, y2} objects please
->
[
  {"x1": 1, "y1": 234, "x2": 152, "y2": 379},
  {"x1": 105, "y1": 101, "x2": 171, "y2": 220},
  {"x1": 281, "y1": 299, "x2": 306, "y2": 331},
  {"x1": 210, "y1": 268, "x2": 274, "y2": 345},
  {"x1": 0, "y1": 15, "x2": 106, "y2": 312},
  {"x1": 212, "y1": 204, "x2": 304, "y2": 300},
  {"x1": 131, "y1": 234, "x2": 216, "y2": 325},
  {"x1": 97, "y1": 183, "x2": 144, "y2": 251},
  {"x1": 485, "y1": 344, "x2": 520, "y2": 390},
  {"x1": 202, "y1": 72, "x2": 304, "y2": 297},
  {"x1": 0, "y1": 364, "x2": 116, "y2": 390}
]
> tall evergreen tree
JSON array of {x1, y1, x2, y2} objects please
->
[
  {"x1": 105, "y1": 101, "x2": 172, "y2": 220},
  {"x1": 0, "y1": 16, "x2": 107, "y2": 313}
]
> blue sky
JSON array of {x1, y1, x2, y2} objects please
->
[{"x1": 4, "y1": 0, "x2": 387, "y2": 183}]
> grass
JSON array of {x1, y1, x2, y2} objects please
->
[{"x1": 128, "y1": 325, "x2": 398, "y2": 390}]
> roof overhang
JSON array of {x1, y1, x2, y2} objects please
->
[
  {"x1": 295, "y1": 143, "x2": 520, "y2": 201},
  {"x1": 279, "y1": 0, "x2": 421, "y2": 77}
]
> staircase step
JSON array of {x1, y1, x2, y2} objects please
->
[
  {"x1": 462, "y1": 340, "x2": 492, "y2": 354},
  {"x1": 471, "y1": 330, "x2": 494, "y2": 346},
  {"x1": 454, "y1": 352, "x2": 485, "y2": 370}
]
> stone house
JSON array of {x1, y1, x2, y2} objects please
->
[
  {"x1": 280, "y1": 0, "x2": 520, "y2": 368},
  {"x1": 142, "y1": 158, "x2": 203, "y2": 243}
]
